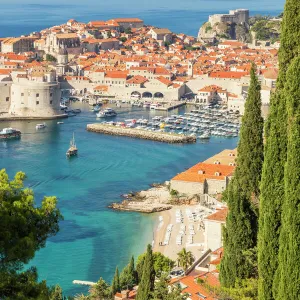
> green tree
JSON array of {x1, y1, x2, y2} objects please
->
[
  {"x1": 177, "y1": 248, "x2": 194, "y2": 271},
  {"x1": 46, "y1": 54, "x2": 57, "y2": 62},
  {"x1": 220, "y1": 179, "x2": 257, "y2": 287},
  {"x1": 220, "y1": 66, "x2": 263, "y2": 288},
  {"x1": 111, "y1": 267, "x2": 120, "y2": 296},
  {"x1": 0, "y1": 267, "x2": 51, "y2": 300},
  {"x1": 74, "y1": 294, "x2": 90, "y2": 300},
  {"x1": 235, "y1": 65, "x2": 264, "y2": 201},
  {"x1": 273, "y1": 57, "x2": 300, "y2": 299},
  {"x1": 125, "y1": 27, "x2": 132, "y2": 34},
  {"x1": 258, "y1": 1, "x2": 300, "y2": 299},
  {"x1": 120, "y1": 256, "x2": 137, "y2": 290},
  {"x1": 50, "y1": 284, "x2": 63, "y2": 300},
  {"x1": 152, "y1": 274, "x2": 187, "y2": 300},
  {"x1": 136, "y1": 244, "x2": 155, "y2": 300},
  {"x1": 136, "y1": 252, "x2": 175, "y2": 280},
  {"x1": 0, "y1": 169, "x2": 63, "y2": 299},
  {"x1": 119, "y1": 37, "x2": 127, "y2": 43},
  {"x1": 220, "y1": 278, "x2": 258, "y2": 300},
  {"x1": 89, "y1": 277, "x2": 110, "y2": 300}
]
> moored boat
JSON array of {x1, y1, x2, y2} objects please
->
[{"x1": 0, "y1": 128, "x2": 21, "y2": 140}]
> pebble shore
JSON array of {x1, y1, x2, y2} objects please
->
[{"x1": 87, "y1": 124, "x2": 196, "y2": 143}]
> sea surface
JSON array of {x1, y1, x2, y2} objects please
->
[
  {"x1": 0, "y1": 103, "x2": 238, "y2": 295},
  {"x1": 0, "y1": 0, "x2": 285, "y2": 37}
]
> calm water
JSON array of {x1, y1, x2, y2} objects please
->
[
  {"x1": 0, "y1": 103, "x2": 238, "y2": 295},
  {"x1": 0, "y1": 0, "x2": 285, "y2": 37}
]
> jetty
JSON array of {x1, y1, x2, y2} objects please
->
[
  {"x1": 73, "y1": 280, "x2": 96, "y2": 286},
  {"x1": 87, "y1": 124, "x2": 196, "y2": 143}
]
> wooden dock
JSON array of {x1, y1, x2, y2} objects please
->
[
  {"x1": 87, "y1": 124, "x2": 196, "y2": 144},
  {"x1": 73, "y1": 280, "x2": 96, "y2": 286}
]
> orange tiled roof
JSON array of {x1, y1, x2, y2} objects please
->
[
  {"x1": 205, "y1": 207, "x2": 228, "y2": 222},
  {"x1": 126, "y1": 75, "x2": 148, "y2": 84},
  {"x1": 171, "y1": 275, "x2": 218, "y2": 300}
]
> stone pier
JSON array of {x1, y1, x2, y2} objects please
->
[{"x1": 87, "y1": 124, "x2": 196, "y2": 143}]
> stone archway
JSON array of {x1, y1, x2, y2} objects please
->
[
  {"x1": 154, "y1": 92, "x2": 164, "y2": 98},
  {"x1": 131, "y1": 91, "x2": 141, "y2": 99},
  {"x1": 142, "y1": 92, "x2": 153, "y2": 98}
]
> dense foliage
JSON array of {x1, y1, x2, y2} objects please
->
[
  {"x1": 272, "y1": 57, "x2": 300, "y2": 299},
  {"x1": 220, "y1": 66, "x2": 263, "y2": 287},
  {"x1": 176, "y1": 248, "x2": 194, "y2": 271},
  {"x1": 136, "y1": 244, "x2": 155, "y2": 300},
  {"x1": 0, "y1": 169, "x2": 63, "y2": 299},
  {"x1": 257, "y1": 1, "x2": 300, "y2": 299}
]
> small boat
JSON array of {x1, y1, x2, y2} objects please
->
[
  {"x1": 199, "y1": 133, "x2": 210, "y2": 139},
  {"x1": 72, "y1": 109, "x2": 81, "y2": 114},
  {"x1": 0, "y1": 127, "x2": 21, "y2": 140},
  {"x1": 92, "y1": 105, "x2": 101, "y2": 112},
  {"x1": 60, "y1": 103, "x2": 68, "y2": 110},
  {"x1": 66, "y1": 133, "x2": 78, "y2": 158},
  {"x1": 96, "y1": 108, "x2": 117, "y2": 118},
  {"x1": 36, "y1": 123, "x2": 46, "y2": 129},
  {"x1": 57, "y1": 121, "x2": 64, "y2": 125}
]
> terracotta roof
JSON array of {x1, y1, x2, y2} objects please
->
[
  {"x1": 112, "y1": 18, "x2": 143, "y2": 23},
  {"x1": 209, "y1": 71, "x2": 248, "y2": 79},
  {"x1": 205, "y1": 207, "x2": 228, "y2": 222},
  {"x1": 126, "y1": 75, "x2": 148, "y2": 84},
  {"x1": 56, "y1": 33, "x2": 78, "y2": 39},
  {"x1": 151, "y1": 28, "x2": 172, "y2": 35},
  {"x1": 263, "y1": 68, "x2": 278, "y2": 80},
  {"x1": 171, "y1": 275, "x2": 218, "y2": 300},
  {"x1": 105, "y1": 70, "x2": 128, "y2": 79},
  {"x1": 94, "y1": 85, "x2": 108, "y2": 91}
]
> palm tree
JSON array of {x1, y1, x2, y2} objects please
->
[{"x1": 177, "y1": 248, "x2": 195, "y2": 271}]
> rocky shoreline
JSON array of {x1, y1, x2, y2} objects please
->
[
  {"x1": 87, "y1": 124, "x2": 196, "y2": 143},
  {"x1": 108, "y1": 183, "x2": 200, "y2": 214}
]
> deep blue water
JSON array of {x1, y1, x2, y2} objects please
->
[
  {"x1": 0, "y1": 103, "x2": 238, "y2": 295},
  {"x1": 0, "y1": 0, "x2": 284, "y2": 37}
]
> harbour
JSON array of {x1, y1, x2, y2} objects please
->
[{"x1": 0, "y1": 102, "x2": 238, "y2": 295}]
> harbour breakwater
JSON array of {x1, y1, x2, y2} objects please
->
[{"x1": 86, "y1": 124, "x2": 197, "y2": 143}]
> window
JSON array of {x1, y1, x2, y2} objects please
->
[
  {"x1": 36, "y1": 93, "x2": 39, "y2": 97},
  {"x1": 36, "y1": 101, "x2": 39, "y2": 105},
  {"x1": 21, "y1": 93, "x2": 24, "y2": 96},
  {"x1": 6, "y1": 97, "x2": 9, "y2": 102},
  {"x1": 50, "y1": 100, "x2": 53, "y2": 104},
  {"x1": 215, "y1": 172, "x2": 220, "y2": 176},
  {"x1": 50, "y1": 93, "x2": 53, "y2": 97}
]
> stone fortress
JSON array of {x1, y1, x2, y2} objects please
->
[
  {"x1": 208, "y1": 9, "x2": 249, "y2": 26},
  {"x1": 0, "y1": 70, "x2": 63, "y2": 119}
]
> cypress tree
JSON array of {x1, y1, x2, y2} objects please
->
[
  {"x1": 220, "y1": 66, "x2": 263, "y2": 287},
  {"x1": 220, "y1": 178, "x2": 257, "y2": 287},
  {"x1": 273, "y1": 57, "x2": 300, "y2": 299},
  {"x1": 235, "y1": 65, "x2": 264, "y2": 200},
  {"x1": 111, "y1": 267, "x2": 120, "y2": 296},
  {"x1": 136, "y1": 244, "x2": 155, "y2": 300},
  {"x1": 258, "y1": 1, "x2": 300, "y2": 299}
]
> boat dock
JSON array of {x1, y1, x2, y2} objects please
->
[
  {"x1": 73, "y1": 280, "x2": 96, "y2": 286},
  {"x1": 155, "y1": 101, "x2": 186, "y2": 111},
  {"x1": 87, "y1": 124, "x2": 196, "y2": 143}
]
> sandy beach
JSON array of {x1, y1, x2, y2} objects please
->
[{"x1": 153, "y1": 205, "x2": 208, "y2": 261}]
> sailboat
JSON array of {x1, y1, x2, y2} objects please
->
[{"x1": 66, "y1": 133, "x2": 78, "y2": 157}]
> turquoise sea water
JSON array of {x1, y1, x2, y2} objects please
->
[
  {"x1": 0, "y1": 0, "x2": 284, "y2": 37},
  {"x1": 0, "y1": 103, "x2": 238, "y2": 295}
]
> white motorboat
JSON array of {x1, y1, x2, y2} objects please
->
[
  {"x1": 96, "y1": 108, "x2": 117, "y2": 118},
  {"x1": 36, "y1": 123, "x2": 46, "y2": 129}
]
